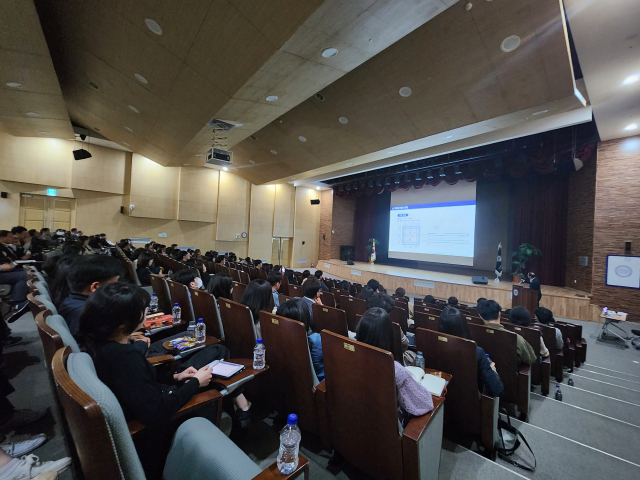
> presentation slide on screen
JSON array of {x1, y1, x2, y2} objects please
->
[{"x1": 388, "y1": 181, "x2": 476, "y2": 266}]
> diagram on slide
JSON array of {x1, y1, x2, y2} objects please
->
[{"x1": 402, "y1": 226, "x2": 420, "y2": 245}]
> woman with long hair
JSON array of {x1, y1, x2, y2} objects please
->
[
  {"x1": 356, "y1": 308, "x2": 433, "y2": 421},
  {"x1": 207, "y1": 274, "x2": 233, "y2": 301},
  {"x1": 241, "y1": 279, "x2": 272, "y2": 338},
  {"x1": 438, "y1": 306, "x2": 503, "y2": 396}
]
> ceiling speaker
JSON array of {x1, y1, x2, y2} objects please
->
[{"x1": 310, "y1": 199, "x2": 320, "y2": 205}]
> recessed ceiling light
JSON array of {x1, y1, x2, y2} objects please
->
[
  {"x1": 134, "y1": 73, "x2": 148, "y2": 84},
  {"x1": 38, "y1": 132, "x2": 50, "y2": 135},
  {"x1": 500, "y1": 35, "x2": 521, "y2": 53},
  {"x1": 195, "y1": 154, "x2": 203, "y2": 157},
  {"x1": 316, "y1": 186, "x2": 321, "y2": 190},
  {"x1": 532, "y1": 110, "x2": 548, "y2": 116},
  {"x1": 624, "y1": 123, "x2": 638, "y2": 131},
  {"x1": 623, "y1": 75, "x2": 639, "y2": 85},
  {"x1": 339, "y1": 117, "x2": 348, "y2": 124},
  {"x1": 124, "y1": 126, "x2": 133, "y2": 133},
  {"x1": 128, "y1": 105, "x2": 140, "y2": 113},
  {"x1": 88, "y1": 81, "x2": 99, "y2": 90},
  {"x1": 235, "y1": 123, "x2": 243, "y2": 127},
  {"x1": 445, "y1": 135, "x2": 454, "y2": 139},
  {"x1": 222, "y1": 167, "x2": 229, "y2": 171},
  {"x1": 315, "y1": 93, "x2": 325, "y2": 101},
  {"x1": 183, "y1": 164, "x2": 190, "y2": 166},
  {"x1": 299, "y1": 136, "x2": 307, "y2": 142},
  {"x1": 321, "y1": 48, "x2": 338, "y2": 58},
  {"x1": 265, "y1": 95, "x2": 278, "y2": 102},
  {"x1": 399, "y1": 87, "x2": 412, "y2": 97},
  {"x1": 249, "y1": 160, "x2": 255, "y2": 164},
  {"x1": 6, "y1": 82, "x2": 23, "y2": 89},
  {"x1": 270, "y1": 149, "x2": 277, "y2": 154},
  {"x1": 144, "y1": 18, "x2": 163, "y2": 35},
  {"x1": 25, "y1": 111, "x2": 39, "y2": 117},
  {"x1": 122, "y1": 142, "x2": 130, "y2": 146},
  {"x1": 346, "y1": 162, "x2": 354, "y2": 166}
]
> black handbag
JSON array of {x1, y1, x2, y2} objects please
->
[{"x1": 496, "y1": 409, "x2": 536, "y2": 472}]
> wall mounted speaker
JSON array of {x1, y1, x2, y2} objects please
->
[
  {"x1": 0, "y1": 192, "x2": 7, "y2": 199},
  {"x1": 120, "y1": 206, "x2": 125, "y2": 214},
  {"x1": 73, "y1": 148, "x2": 92, "y2": 160},
  {"x1": 310, "y1": 199, "x2": 320, "y2": 205}
]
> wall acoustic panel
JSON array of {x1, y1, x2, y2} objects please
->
[
  {"x1": 216, "y1": 170, "x2": 250, "y2": 241},
  {"x1": 128, "y1": 154, "x2": 179, "y2": 220},
  {"x1": 178, "y1": 167, "x2": 219, "y2": 223}
]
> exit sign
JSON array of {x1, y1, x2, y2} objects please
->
[{"x1": 46, "y1": 188, "x2": 57, "y2": 196}]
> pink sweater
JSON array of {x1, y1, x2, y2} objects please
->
[{"x1": 394, "y1": 362, "x2": 434, "y2": 416}]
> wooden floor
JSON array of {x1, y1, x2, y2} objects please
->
[{"x1": 320, "y1": 259, "x2": 601, "y2": 322}]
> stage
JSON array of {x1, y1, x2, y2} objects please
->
[{"x1": 319, "y1": 259, "x2": 602, "y2": 322}]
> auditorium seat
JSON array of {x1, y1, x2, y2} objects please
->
[
  {"x1": 468, "y1": 323, "x2": 531, "y2": 418},
  {"x1": 535, "y1": 323, "x2": 565, "y2": 382},
  {"x1": 288, "y1": 284, "x2": 304, "y2": 297},
  {"x1": 217, "y1": 297, "x2": 257, "y2": 359},
  {"x1": 415, "y1": 327, "x2": 499, "y2": 455},
  {"x1": 278, "y1": 293, "x2": 293, "y2": 306},
  {"x1": 232, "y1": 281, "x2": 246, "y2": 303},
  {"x1": 318, "y1": 291, "x2": 336, "y2": 308},
  {"x1": 239, "y1": 270, "x2": 250, "y2": 285},
  {"x1": 166, "y1": 279, "x2": 196, "y2": 323},
  {"x1": 555, "y1": 322, "x2": 577, "y2": 370},
  {"x1": 504, "y1": 323, "x2": 551, "y2": 396},
  {"x1": 189, "y1": 287, "x2": 225, "y2": 340},
  {"x1": 278, "y1": 275, "x2": 289, "y2": 295},
  {"x1": 340, "y1": 295, "x2": 367, "y2": 332},
  {"x1": 414, "y1": 310, "x2": 438, "y2": 331},
  {"x1": 258, "y1": 311, "x2": 328, "y2": 443},
  {"x1": 321, "y1": 330, "x2": 444, "y2": 480},
  {"x1": 391, "y1": 322, "x2": 405, "y2": 364},
  {"x1": 312, "y1": 303, "x2": 348, "y2": 337},
  {"x1": 150, "y1": 274, "x2": 173, "y2": 314},
  {"x1": 390, "y1": 306, "x2": 409, "y2": 334},
  {"x1": 230, "y1": 268, "x2": 241, "y2": 282},
  {"x1": 257, "y1": 269, "x2": 267, "y2": 280},
  {"x1": 330, "y1": 287, "x2": 349, "y2": 308},
  {"x1": 249, "y1": 267, "x2": 259, "y2": 280}
]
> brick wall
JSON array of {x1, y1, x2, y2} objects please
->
[
  {"x1": 318, "y1": 189, "x2": 333, "y2": 261},
  {"x1": 565, "y1": 158, "x2": 596, "y2": 292},
  {"x1": 330, "y1": 194, "x2": 357, "y2": 259},
  {"x1": 592, "y1": 137, "x2": 640, "y2": 321}
]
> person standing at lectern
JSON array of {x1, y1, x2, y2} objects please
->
[{"x1": 526, "y1": 272, "x2": 541, "y2": 303}]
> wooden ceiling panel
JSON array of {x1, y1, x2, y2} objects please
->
[
  {"x1": 0, "y1": 51, "x2": 62, "y2": 96},
  {"x1": 185, "y1": 0, "x2": 277, "y2": 97},
  {"x1": 0, "y1": 0, "x2": 50, "y2": 56},
  {"x1": 5, "y1": 91, "x2": 69, "y2": 120},
  {"x1": 25, "y1": 118, "x2": 74, "y2": 137},
  {"x1": 229, "y1": 0, "x2": 323, "y2": 47},
  {"x1": 121, "y1": 0, "x2": 213, "y2": 60}
]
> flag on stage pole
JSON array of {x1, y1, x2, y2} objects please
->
[
  {"x1": 495, "y1": 242, "x2": 503, "y2": 282},
  {"x1": 370, "y1": 239, "x2": 376, "y2": 265}
]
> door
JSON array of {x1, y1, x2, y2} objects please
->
[
  {"x1": 271, "y1": 237, "x2": 293, "y2": 267},
  {"x1": 20, "y1": 194, "x2": 76, "y2": 231}
]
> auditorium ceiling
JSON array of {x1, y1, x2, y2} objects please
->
[{"x1": 2, "y1": 1, "x2": 590, "y2": 185}]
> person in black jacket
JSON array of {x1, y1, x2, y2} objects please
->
[
  {"x1": 438, "y1": 306, "x2": 504, "y2": 397},
  {"x1": 526, "y1": 272, "x2": 541, "y2": 302},
  {"x1": 135, "y1": 252, "x2": 161, "y2": 286}
]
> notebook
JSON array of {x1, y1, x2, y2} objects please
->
[
  {"x1": 405, "y1": 366, "x2": 447, "y2": 397},
  {"x1": 207, "y1": 360, "x2": 245, "y2": 379}
]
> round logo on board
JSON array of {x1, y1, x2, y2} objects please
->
[
  {"x1": 513, "y1": 288, "x2": 518, "y2": 296},
  {"x1": 615, "y1": 265, "x2": 633, "y2": 278}
]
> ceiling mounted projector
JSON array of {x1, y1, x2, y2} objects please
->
[
  {"x1": 205, "y1": 147, "x2": 232, "y2": 168},
  {"x1": 73, "y1": 148, "x2": 92, "y2": 160}
]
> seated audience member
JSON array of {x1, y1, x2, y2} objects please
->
[
  {"x1": 277, "y1": 298, "x2": 324, "y2": 381},
  {"x1": 207, "y1": 274, "x2": 233, "y2": 301},
  {"x1": 356, "y1": 308, "x2": 433, "y2": 422},
  {"x1": 242, "y1": 256, "x2": 252, "y2": 265},
  {"x1": 314, "y1": 270, "x2": 330, "y2": 291},
  {"x1": 423, "y1": 295, "x2": 436, "y2": 305},
  {"x1": 241, "y1": 279, "x2": 273, "y2": 338},
  {"x1": 284, "y1": 269, "x2": 298, "y2": 285},
  {"x1": 0, "y1": 231, "x2": 29, "y2": 323},
  {"x1": 50, "y1": 252, "x2": 83, "y2": 307},
  {"x1": 535, "y1": 307, "x2": 563, "y2": 349},
  {"x1": 341, "y1": 280, "x2": 350, "y2": 292},
  {"x1": 214, "y1": 255, "x2": 226, "y2": 265},
  {"x1": 395, "y1": 287, "x2": 414, "y2": 319},
  {"x1": 117, "y1": 240, "x2": 132, "y2": 259},
  {"x1": 131, "y1": 247, "x2": 146, "y2": 264},
  {"x1": 476, "y1": 297, "x2": 487, "y2": 307},
  {"x1": 77, "y1": 283, "x2": 242, "y2": 428},
  {"x1": 366, "y1": 293, "x2": 415, "y2": 366},
  {"x1": 301, "y1": 277, "x2": 323, "y2": 327},
  {"x1": 59, "y1": 256, "x2": 123, "y2": 336},
  {"x1": 10, "y1": 227, "x2": 30, "y2": 258},
  {"x1": 136, "y1": 252, "x2": 161, "y2": 286},
  {"x1": 42, "y1": 241, "x2": 84, "y2": 278},
  {"x1": 0, "y1": 230, "x2": 30, "y2": 262},
  {"x1": 359, "y1": 286, "x2": 376, "y2": 303},
  {"x1": 267, "y1": 271, "x2": 282, "y2": 308},
  {"x1": 77, "y1": 235, "x2": 94, "y2": 255},
  {"x1": 509, "y1": 306, "x2": 549, "y2": 358},
  {"x1": 173, "y1": 269, "x2": 203, "y2": 290},
  {"x1": 438, "y1": 307, "x2": 503, "y2": 396},
  {"x1": 366, "y1": 279, "x2": 381, "y2": 293},
  {"x1": 194, "y1": 260, "x2": 210, "y2": 286},
  {"x1": 28, "y1": 228, "x2": 48, "y2": 255},
  {"x1": 477, "y1": 300, "x2": 536, "y2": 365},
  {"x1": 447, "y1": 296, "x2": 458, "y2": 306},
  {"x1": 301, "y1": 270, "x2": 311, "y2": 284},
  {"x1": 253, "y1": 259, "x2": 263, "y2": 270},
  {"x1": 88, "y1": 235, "x2": 104, "y2": 251}
]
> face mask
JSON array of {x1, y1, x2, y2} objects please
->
[{"x1": 195, "y1": 277, "x2": 203, "y2": 289}]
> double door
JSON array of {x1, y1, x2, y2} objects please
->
[
  {"x1": 20, "y1": 194, "x2": 76, "y2": 231},
  {"x1": 271, "y1": 237, "x2": 292, "y2": 267}
]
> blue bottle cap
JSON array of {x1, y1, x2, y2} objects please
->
[
  {"x1": 174, "y1": 303, "x2": 179, "y2": 306},
  {"x1": 486, "y1": 353, "x2": 490, "y2": 358},
  {"x1": 256, "y1": 338, "x2": 263, "y2": 344},
  {"x1": 417, "y1": 351, "x2": 423, "y2": 356},
  {"x1": 287, "y1": 414, "x2": 298, "y2": 425},
  {"x1": 152, "y1": 293, "x2": 157, "y2": 296},
  {"x1": 197, "y1": 318, "x2": 203, "y2": 323}
]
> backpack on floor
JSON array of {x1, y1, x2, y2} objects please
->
[{"x1": 496, "y1": 409, "x2": 536, "y2": 472}]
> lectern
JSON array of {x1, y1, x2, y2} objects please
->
[{"x1": 512, "y1": 284, "x2": 538, "y2": 316}]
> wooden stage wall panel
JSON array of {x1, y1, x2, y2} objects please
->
[{"x1": 320, "y1": 260, "x2": 601, "y2": 322}]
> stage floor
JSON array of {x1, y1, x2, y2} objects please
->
[{"x1": 320, "y1": 259, "x2": 599, "y2": 322}]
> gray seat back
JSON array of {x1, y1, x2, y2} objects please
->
[{"x1": 46, "y1": 314, "x2": 80, "y2": 353}]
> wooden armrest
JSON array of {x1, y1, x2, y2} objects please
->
[
  {"x1": 211, "y1": 358, "x2": 269, "y2": 389},
  {"x1": 518, "y1": 363, "x2": 531, "y2": 377},
  {"x1": 480, "y1": 393, "x2": 498, "y2": 456},
  {"x1": 402, "y1": 396, "x2": 444, "y2": 442},
  {"x1": 252, "y1": 455, "x2": 309, "y2": 479},
  {"x1": 314, "y1": 380, "x2": 330, "y2": 451},
  {"x1": 128, "y1": 389, "x2": 224, "y2": 436},
  {"x1": 147, "y1": 355, "x2": 175, "y2": 369}
]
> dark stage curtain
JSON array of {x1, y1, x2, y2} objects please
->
[
  {"x1": 512, "y1": 174, "x2": 568, "y2": 287},
  {"x1": 354, "y1": 191, "x2": 391, "y2": 262}
]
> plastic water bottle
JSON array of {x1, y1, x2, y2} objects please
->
[
  {"x1": 253, "y1": 338, "x2": 265, "y2": 370},
  {"x1": 195, "y1": 318, "x2": 206, "y2": 343},
  {"x1": 187, "y1": 320, "x2": 196, "y2": 340},
  {"x1": 568, "y1": 377, "x2": 574, "y2": 386},
  {"x1": 277, "y1": 414, "x2": 301, "y2": 474},
  {"x1": 149, "y1": 293, "x2": 158, "y2": 313},
  {"x1": 555, "y1": 384, "x2": 563, "y2": 401},
  {"x1": 172, "y1": 303, "x2": 181, "y2": 324},
  {"x1": 415, "y1": 351, "x2": 425, "y2": 369}
]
